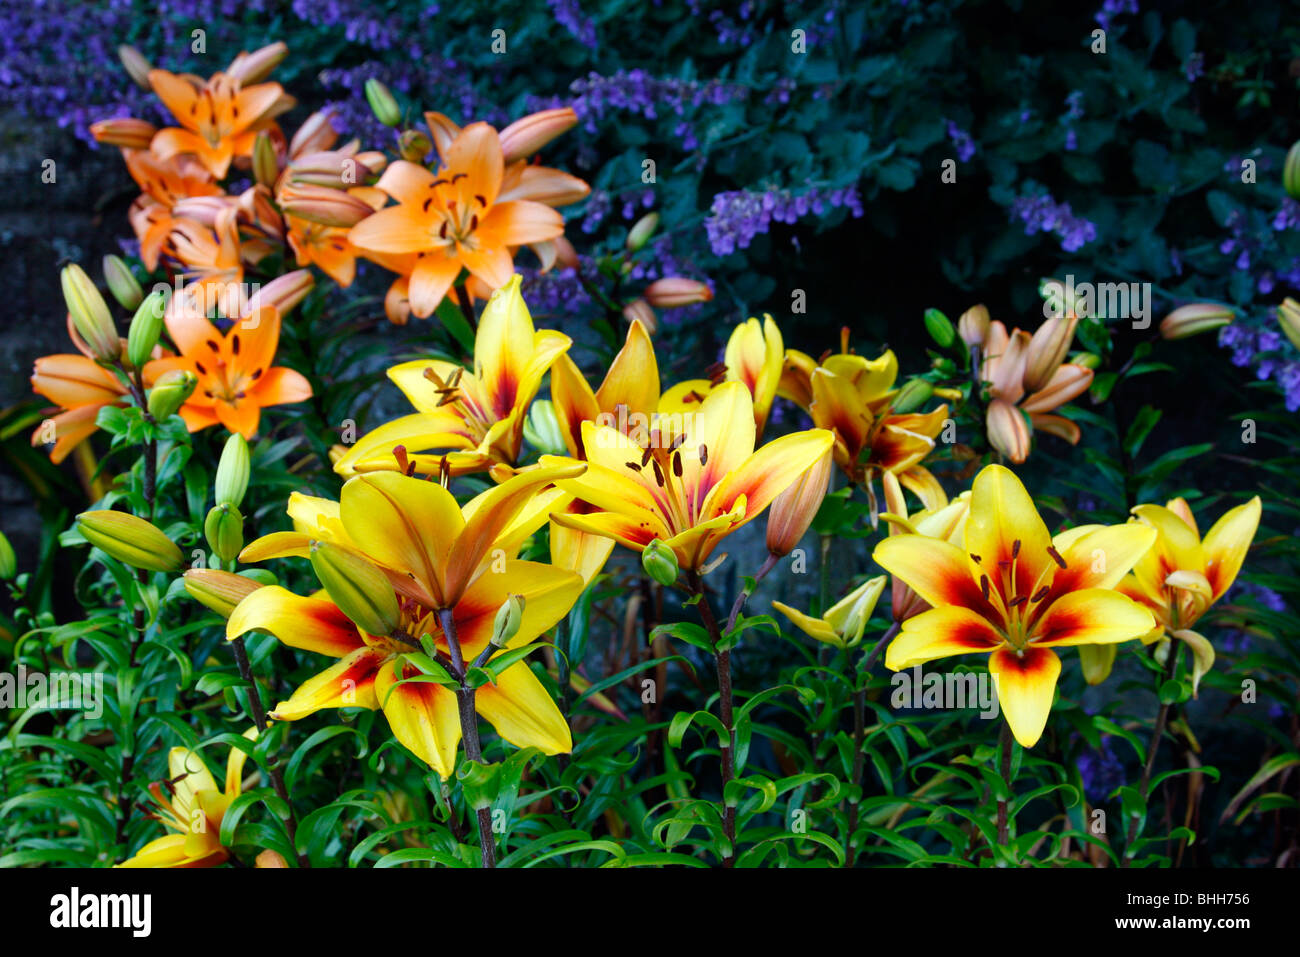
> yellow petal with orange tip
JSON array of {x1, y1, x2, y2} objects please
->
[
  {"x1": 1201, "y1": 496, "x2": 1261, "y2": 601},
  {"x1": 374, "y1": 657, "x2": 462, "y2": 778},
  {"x1": 1169, "y1": 628, "x2": 1216, "y2": 697},
  {"x1": 332, "y1": 410, "x2": 475, "y2": 476},
  {"x1": 1131, "y1": 503, "x2": 1206, "y2": 599},
  {"x1": 239, "y1": 530, "x2": 313, "y2": 562},
  {"x1": 269, "y1": 646, "x2": 386, "y2": 720},
  {"x1": 884, "y1": 605, "x2": 1004, "y2": 670},
  {"x1": 988, "y1": 646, "x2": 1061, "y2": 747},
  {"x1": 549, "y1": 353, "x2": 602, "y2": 457},
  {"x1": 1028, "y1": 588, "x2": 1156, "y2": 647},
  {"x1": 475, "y1": 659, "x2": 572, "y2": 754},
  {"x1": 810, "y1": 365, "x2": 871, "y2": 461},
  {"x1": 595, "y1": 318, "x2": 660, "y2": 419},
  {"x1": 116, "y1": 833, "x2": 228, "y2": 869},
  {"x1": 1034, "y1": 521, "x2": 1157, "y2": 606},
  {"x1": 702, "y1": 427, "x2": 833, "y2": 528},
  {"x1": 777, "y1": 348, "x2": 817, "y2": 409},
  {"x1": 1078, "y1": 643, "x2": 1117, "y2": 685},
  {"x1": 549, "y1": 507, "x2": 664, "y2": 554},
  {"x1": 964, "y1": 463, "x2": 1054, "y2": 603},
  {"x1": 724, "y1": 315, "x2": 784, "y2": 432},
  {"x1": 873, "y1": 534, "x2": 997, "y2": 616},
  {"x1": 227, "y1": 585, "x2": 365, "y2": 658},
  {"x1": 550, "y1": 517, "x2": 616, "y2": 585},
  {"x1": 897, "y1": 466, "x2": 948, "y2": 512}
]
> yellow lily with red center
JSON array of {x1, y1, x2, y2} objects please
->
[
  {"x1": 877, "y1": 471, "x2": 971, "y2": 623},
  {"x1": 228, "y1": 465, "x2": 586, "y2": 778},
  {"x1": 659, "y1": 315, "x2": 784, "y2": 434},
  {"x1": 1080, "y1": 495, "x2": 1262, "y2": 691},
  {"x1": 117, "y1": 729, "x2": 257, "y2": 868},
  {"x1": 541, "y1": 381, "x2": 833, "y2": 573},
  {"x1": 550, "y1": 318, "x2": 660, "y2": 458},
  {"x1": 144, "y1": 303, "x2": 312, "y2": 438},
  {"x1": 148, "y1": 69, "x2": 290, "y2": 179},
  {"x1": 333, "y1": 276, "x2": 570, "y2": 477},
  {"x1": 349, "y1": 123, "x2": 566, "y2": 318},
  {"x1": 874, "y1": 464, "x2": 1158, "y2": 747}
]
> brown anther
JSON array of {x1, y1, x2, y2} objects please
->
[
  {"x1": 1047, "y1": 546, "x2": 1067, "y2": 569},
  {"x1": 640, "y1": 445, "x2": 653, "y2": 467},
  {"x1": 1031, "y1": 586, "x2": 1051, "y2": 602},
  {"x1": 651, "y1": 459, "x2": 666, "y2": 487},
  {"x1": 1008, "y1": 595, "x2": 1028, "y2": 608},
  {"x1": 1011, "y1": 539, "x2": 1021, "y2": 559},
  {"x1": 393, "y1": 445, "x2": 411, "y2": 474},
  {"x1": 672, "y1": 450, "x2": 683, "y2": 477},
  {"x1": 970, "y1": 553, "x2": 982, "y2": 564},
  {"x1": 980, "y1": 575, "x2": 990, "y2": 600},
  {"x1": 698, "y1": 444, "x2": 709, "y2": 466},
  {"x1": 625, "y1": 461, "x2": 643, "y2": 472}
]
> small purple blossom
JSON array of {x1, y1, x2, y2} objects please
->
[
  {"x1": 1010, "y1": 189, "x2": 1098, "y2": 252},
  {"x1": 705, "y1": 185, "x2": 864, "y2": 257},
  {"x1": 945, "y1": 119, "x2": 976, "y2": 163}
]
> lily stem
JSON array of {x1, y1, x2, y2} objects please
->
[
  {"x1": 1124, "y1": 645, "x2": 1180, "y2": 861},
  {"x1": 440, "y1": 607, "x2": 496, "y2": 868},
  {"x1": 844, "y1": 621, "x2": 900, "y2": 867},
  {"x1": 997, "y1": 720, "x2": 1014, "y2": 850},
  {"x1": 689, "y1": 572, "x2": 735, "y2": 867}
]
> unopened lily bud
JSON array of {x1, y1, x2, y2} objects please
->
[
  {"x1": 147, "y1": 369, "x2": 197, "y2": 420},
  {"x1": 958, "y1": 304, "x2": 991, "y2": 347},
  {"x1": 228, "y1": 42, "x2": 288, "y2": 85},
  {"x1": 215, "y1": 433, "x2": 251, "y2": 508},
  {"x1": 252, "y1": 131, "x2": 279, "y2": 188},
  {"x1": 0, "y1": 529, "x2": 15, "y2": 579},
  {"x1": 61, "y1": 263, "x2": 120, "y2": 362},
  {"x1": 364, "y1": 78, "x2": 402, "y2": 127},
  {"x1": 523, "y1": 399, "x2": 567, "y2": 456},
  {"x1": 623, "y1": 299, "x2": 657, "y2": 336},
  {"x1": 892, "y1": 378, "x2": 934, "y2": 414},
  {"x1": 626, "y1": 212, "x2": 659, "y2": 253},
  {"x1": 498, "y1": 107, "x2": 578, "y2": 163},
  {"x1": 642, "y1": 539, "x2": 679, "y2": 587},
  {"x1": 1279, "y1": 298, "x2": 1300, "y2": 352},
  {"x1": 491, "y1": 595, "x2": 525, "y2": 648},
  {"x1": 117, "y1": 46, "x2": 152, "y2": 89},
  {"x1": 309, "y1": 541, "x2": 400, "y2": 637},
  {"x1": 255, "y1": 850, "x2": 290, "y2": 868},
  {"x1": 103, "y1": 254, "x2": 143, "y2": 311},
  {"x1": 126, "y1": 290, "x2": 167, "y2": 369},
  {"x1": 923, "y1": 308, "x2": 956, "y2": 348},
  {"x1": 184, "y1": 568, "x2": 264, "y2": 618},
  {"x1": 246, "y1": 269, "x2": 313, "y2": 319},
  {"x1": 1159, "y1": 303, "x2": 1234, "y2": 341},
  {"x1": 1023, "y1": 315, "x2": 1078, "y2": 392},
  {"x1": 1285, "y1": 141, "x2": 1300, "y2": 200},
  {"x1": 278, "y1": 182, "x2": 374, "y2": 228},
  {"x1": 76, "y1": 510, "x2": 183, "y2": 573},
  {"x1": 205, "y1": 504, "x2": 245, "y2": 564},
  {"x1": 766, "y1": 450, "x2": 832, "y2": 558},
  {"x1": 642, "y1": 277, "x2": 713, "y2": 309},
  {"x1": 89, "y1": 117, "x2": 157, "y2": 150},
  {"x1": 289, "y1": 109, "x2": 339, "y2": 158},
  {"x1": 985, "y1": 399, "x2": 1031, "y2": 464},
  {"x1": 398, "y1": 129, "x2": 433, "y2": 162},
  {"x1": 835, "y1": 576, "x2": 889, "y2": 648},
  {"x1": 1069, "y1": 351, "x2": 1102, "y2": 370}
]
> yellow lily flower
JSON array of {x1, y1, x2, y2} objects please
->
[
  {"x1": 550, "y1": 318, "x2": 660, "y2": 458},
  {"x1": 333, "y1": 276, "x2": 571, "y2": 477},
  {"x1": 1081, "y1": 495, "x2": 1262, "y2": 692},
  {"x1": 874, "y1": 464, "x2": 1158, "y2": 747},
  {"x1": 543, "y1": 381, "x2": 833, "y2": 573},
  {"x1": 117, "y1": 728, "x2": 257, "y2": 868},
  {"x1": 878, "y1": 471, "x2": 971, "y2": 622},
  {"x1": 773, "y1": 575, "x2": 887, "y2": 650},
  {"x1": 229, "y1": 465, "x2": 586, "y2": 778},
  {"x1": 658, "y1": 315, "x2": 784, "y2": 434}
]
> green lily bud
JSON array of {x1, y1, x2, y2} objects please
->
[
  {"x1": 126, "y1": 289, "x2": 167, "y2": 370},
  {"x1": 215, "y1": 433, "x2": 251, "y2": 509},
  {"x1": 103, "y1": 255, "x2": 143, "y2": 311},
  {"x1": 147, "y1": 369, "x2": 197, "y2": 420},
  {"x1": 184, "y1": 568, "x2": 264, "y2": 618},
  {"x1": 398, "y1": 130, "x2": 432, "y2": 163},
  {"x1": 204, "y1": 504, "x2": 245, "y2": 564},
  {"x1": 1285, "y1": 141, "x2": 1300, "y2": 200},
  {"x1": 626, "y1": 212, "x2": 659, "y2": 253},
  {"x1": 1068, "y1": 351, "x2": 1102, "y2": 370},
  {"x1": 1279, "y1": 298, "x2": 1300, "y2": 352},
  {"x1": 61, "y1": 263, "x2": 121, "y2": 362},
  {"x1": 364, "y1": 78, "x2": 401, "y2": 127},
  {"x1": 117, "y1": 45, "x2": 153, "y2": 90},
  {"x1": 1159, "y1": 303, "x2": 1234, "y2": 341},
  {"x1": 253, "y1": 131, "x2": 279, "y2": 189},
  {"x1": 923, "y1": 308, "x2": 955, "y2": 348},
  {"x1": 0, "y1": 529, "x2": 15, "y2": 579},
  {"x1": 491, "y1": 594, "x2": 525, "y2": 648},
  {"x1": 642, "y1": 538, "x2": 679, "y2": 587},
  {"x1": 522, "y1": 399, "x2": 568, "y2": 456},
  {"x1": 76, "y1": 510, "x2": 183, "y2": 573},
  {"x1": 309, "y1": 541, "x2": 400, "y2": 637},
  {"x1": 890, "y1": 378, "x2": 934, "y2": 414}
]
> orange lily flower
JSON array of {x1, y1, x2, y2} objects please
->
[
  {"x1": 349, "y1": 123, "x2": 566, "y2": 318},
  {"x1": 117, "y1": 729, "x2": 257, "y2": 868},
  {"x1": 148, "y1": 69, "x2": 290, "y2": 179},
  {"x1": 333, "y1": 276, "x2": 570, "y2": 477},
  {"x1": 284, "y1": 187, "x2": 388, "y2": 287},
  {"x1": 30, "y1": 319, "x2": 135, "y2": 464},
  {"x1": 660, "y1": 315, "x2": 784, "y2": 434},
  {"x1": 1081, "y1": 495, "x2": 1262, "y2": 691},
  {"x1": 229, "y1": 466, "x2": 586, "y2": 778},
  {"x1": 123, "y1": 151, "x2": 222, "y2": 270},
  {"x1": 143, "y1": 303, "x2": 311, "y2": 438},
  {"x1": 165, "y1": 208, "x2": 247, "y2": 318},
  {"x1": 874, "y1": 464, "x2": 1158, "y2": 747},
  {"x1": 542, "y1": 381, "x2": 834, "y2": 573}
]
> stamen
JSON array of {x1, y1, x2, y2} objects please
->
[
  {"x1": 651, "y1": 459, "x2": 666, "y2": 487},
  {"x1": 672, "y1": 450, "x2": 683, "y2": 477},
  {"x1": 1047, "y1": 546, "x2": 1068, "y2": 569},
  {"x1": 698, "y1": 444, "x2": 709, "y2": 466},
  {"x1": 980, "y1": 575, "x2": 990, "y2": 600},
  {"x1": 1011, "y1": 539, "x2": 1021, "y2": 558},
  {"x1": 625, "y1": 461, "x2": 643, "y2": 472},
  {"x1": 1031, "y1": 586, "x2": 1050, "y2": 602},
  {"x1": 1008, "y1": 595, "x2": 1028, "y2": 608},
  {"x1": 969, "y1": 553, "x2": 982, "y2": 564}
]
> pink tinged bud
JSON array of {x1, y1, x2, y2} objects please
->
[
  {"x1": 89, "y1": 118, "x2": 157, "y2": 150},
  {"x1": 1159, "y1": 303, "x2": 1234, "y2": 341},
  {"x1": 1022, "y1": 314, "x2": 1078, "y2": 392},
  {"x1": 355, "y1": 151, "x2": 388, "y2": 176},
  {"x1": 227, "y1": 42, "x2": 289, "y2": 85},
  {"x1": 60, "y1": 263, "x2": 120, "y2": 362},
  {"x1": 117, "y1": 46, "x2": 152, "y2": 90},
  {"x1": 985, "y1": 399, "x2": 1031, "y2": 464},
  {"x1": 288, "y1": 150, "x2": 368, "y2": 188},
  {"x1": 623, "y1": 299, "x2": 657, "y2": 336},
  {"x1": 499, "y1": 107, "x2": 579, "y2": 163},
  {"x1": 643, "y1": 277, "x2": 713, "y2": 308},
  {"x1": 1020, "y1": 363, "x2": 1094, "y2": 413},
  {"x1": 279, "y1": 183, "x2": 375, "y2": 228},
  {"x1": 289, "y1": 109, "x2": 339, "y2": 159},
  {"x1": 989, "y1": 328, "x2": 1031, "y2": 404},
  {"x1": 958, "y1": 304, "x2": 991, "y2": 347},
  {"x1": 552, "y1": 235, "x2": 580, "y2": 270},
  {"x1": 766, "y1": 450, "x2": 832, "y2": 557},
  {"x1": 423, "y1": 111, "x2": 461, "y2": 161},
  {"x1": 1279, "y1": 298, "x2": 1300, "y2": 352},
  {"x1": 170, "y1": 196, "x2": 233, "y2": 227},
  {"x1": 247, "y1": 270, "x2": 314, "y2": 318}
]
